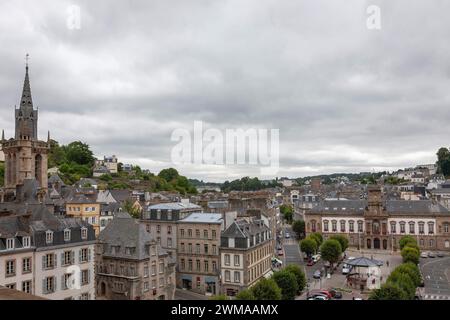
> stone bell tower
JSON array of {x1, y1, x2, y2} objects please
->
[{"x1": 1, "y1": 56, "x2": 50, "y2": 198}]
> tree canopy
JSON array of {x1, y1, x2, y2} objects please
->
[
  {"x1": 369, "y1": 282, "x2": 408, "y2": 300},
  {"x1": 221, "y1": 177, "x2": 281, "y2": 192},
  {"x1": 250, "y1": 278, "x2": 282, "y2": 300},
  {"x1": 284, "y1": 264, "x2": 306, "y2": 293},
  {"x1": 300, "y1": 237, "x2": 318, "y2": 257},
  {"x1": 272, "y1": 270, "x2": 298, "y2": 300},
  {"x1": 329, "y1": 235, "x2": 349, "y2": 252},
  {"x1": 292, "y1": 220, "x2": 305, "y2": 239},
  {"x1": 320, "y1": 239, "x2": 342, "y2": 265}
]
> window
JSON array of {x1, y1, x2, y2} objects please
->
[
  {"x1": 196, "y1": 244, "x2": 200, "y2": 254},
  {"x1": 180, "y1": 259, "x2": 185, "y2": 270},
  {"x1": 429, "y1": 239, "x2": 434, "y2": 247},
  {"x1": 44, "y1": 276, "x2": 55, "y2": 294},
  {"x1": 428, "y1": 222, "x2": 435, "y2": 234},
  {"x1": 323, "y1": 220, "x2": 329, "y2": 232},
  {"x1": 204, "y1": 260, "x2": 209, "y2": 272},
  {"x1": 22, "y1": 280, "x2": 32, "y2": 294},
  {"x1": 80, "y1": 248, "x2": 89, "y2": 263},
  {"x1": 188, "y1": 259, "x2": 193, "y2": 271},
  {"x1": 167, "y1": 238, "x2": 172, "y2": 248},
  {"x1": 144, "y1": 281, "x2": 149, "y2": 292},
  {"x1": 311, "y1": 220, "x2": 317, "y2": 232},
  {"x1": 188, "y1": 243, "x2": 193, "y2": 253},
  {"x1": 151, "y1": 262, "x2": 157, "y2": 275},
  {"x1": 204, "y1": 230, "x2": 208, "y2": 239},
  {"x1": 6, "y1": 238, "x2": 15, "y2": 250},
  {"x1": 156, "y1": 210, "x2": 161, "y2": 219},
  {"x1": 234, "y1": 255, "x2": 240, "y2": 266},
  {"x1": 390, "y1": 222, "x2": 396, "y2": 234},
  {"x1": 332, "y1": 220, "x2": 337, "y2": 232},
  {"x1": 159, "y1": 261, "x2": 164, "y2": 273},
  {"x1": 400, "y1": 222, "x2": 406, "y2": 234},
  {"x1": 225, "y1": 254, "x2": 230, "y2": 266},
  {"x1": 419, "y1": 222, "x2": 425, "y2": 234},
  {"x1": 6, "y1": 260, "x2": 15, "y2": 276},
  {"x1": 22, "y1": 236, "x2": 30, "y2": 248},
  {"x1": 204, "y1": 244, "x2": 208, "y2": 254},
  {"x1": 349, "y1": 221, "x2": 354, "y2": 233},
  {"x1": 144, "y1": 263, "x2": 149, "y2": 277},
  {"x1": 22, "y1": 257, "x2": 32, "y2": 273},
  {"x1": 196, "y1": 260, "x2": 201, "y2": 271},
  {"x1": 340, "y1": 220, "x2": 346, "y2": 232},
  {"x1": 6, "y1": 283, "x2": 16, "y2": 290},
  {"x1": 45, "y1": 231, "x2": 53, "y2": 244},
  {"x1": 212, "y1": 261, "x2": 217, "y2": 272},
  {"x1": 212, "y1": 230, "x2": 216, "y2": 239},
  {"x1": 167, "y1": 210, "x2": 172, "y2": 220},
  {"x1": 444, "y1": 223, "x2": 449, "y2": 233},
  {"x1": 225, "y1": 270, "x2": 231, "y2": 282},
  {"x1": 43, "y1": 254, "x2": 55, "y2": 269},
  {"x1": 152, "y1": 279, "x2": 157, "y2": 289},
  {"x1": 234, "y1": 271, "x2": 240, "y2": 283},
  {"x1": 180, "y1": 229, "x2": 185, "y2": 237},
  {"x1": 409, "y1": 222, "x2": 415, "y2": 234},
  {"x1": 80, "y1": 293, "x2": 90, "y2": 300},
  {"x1": 188, "y1": 229, "x2": 192, "y2": 237},
  {"x1": 81, "y1": 227, "x2": 88, "y2": 240},
  {"x1": 81, "y1": 270, "x2": 90, "y2": 285},
  {"x1": 167, "y1": 226, "x2": 172, "y2": 235},
  {"x1": 180, "y1": 243, "x2": 185, "y2": 252},
  {"x1": 196, "y1": 229, "x2": 200, "y2": 238},
  {"x1": 212, "y1": 245, "x2": 217, "y2": 255},
  {"x1": 64, "y1": 229, "x2": 71, "y2": 242},
  {"x1": 358, "y1": 221, "x2": 363, "y2": 232}
]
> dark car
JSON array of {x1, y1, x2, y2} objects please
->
[
  {"x1": 328, "y1": 289, "x2": 343, "y2": 299},
  {"x1": 437, "y1": 252, "x2": 444, "y2": 258},
  {"x1": 307, "y1": 260, "x2": 315, "y2": 266},
  {"x1": 428, "y1": 252, "x2": 436, "y2": 258},
  {"x1": 313, "y1": 270, "x2": 321, "y2": 279}
]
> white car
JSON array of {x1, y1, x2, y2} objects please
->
[
  {"x1": 420, "y1": 252, "x2": 428, "y2": 258},
  {"x1": 342, "y1": 264, "x2": 351, "y2": 275},
  {"x1": 347, "y1": 256, "x2": 356, "y2": 260}
]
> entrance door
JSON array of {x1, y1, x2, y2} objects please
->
[
  {"x1": 182, "y1": 279, "x2": 192, "y2": 290},
  {"x1": 367, "y1": 239, "x2": 371, "y2": 249},
  {"x1": 383, "y1": 239, "x2": 388, "y2": 250},
  {"x1": 374, "y1": 238, "x2": 380, "y2": 249}
]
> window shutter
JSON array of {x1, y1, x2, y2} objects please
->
[
  {"x1": 42, "y1": 256, "x2": 46, "y2": 269},
  {"x1": 71, "y1": 251, "x2": 75, "y2": 264},
  {"x1": 54, "y1": 254, "x2": 57, "y2": 268},
  {"x1": 88, "y1": 248, "x2": 92, "y2": 262},
  {"x1": 42, "y1": 279, "x2": 46, "y2": 294},
  {"x1": 61, "y1": 275, "x2": 65, "y2": 290},
  {"x1": 78, "y1": 250, "x2": 82, "y2": 263},
  {"x1": 61, "y1": 253, "x2": 65, "y2": 265},
  {"x1": 53, "y1": 276, "x2": 57, "y2": 292},
  {"x1": 87, "y1": 270, "x2": 90, "y2": 284}
]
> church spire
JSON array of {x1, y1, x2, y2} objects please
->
[{"x1": 20, "y1": 53, "x2": 33, "y2": 111}]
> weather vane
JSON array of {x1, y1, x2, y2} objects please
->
[{"x1": 25, "y1": 53, "x2": 30, "y2": 67}]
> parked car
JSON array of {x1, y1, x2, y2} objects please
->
[
  {"x1": 437, "y1": 252, "x2": 444, "y2": 258},
  {"x1": 277, "y1": 249, "x2": 284, "y2": 256},
  {"x1": 428, "y1": 252, "x2": 436, "y2": 258},
  {"x1": 312, "y1": 254, "x2": 321, "y2": 263},
  {"x1": 277, "y1": 244, "x2": 282, "y2": 250},
  {"x1": 307, "y1": 295, "x2": 328, "y2": 300},
  {"x1": 307, "y1": 259, "x2": 315, "y2": 266},
  {"x1": 285, "y1": 233, "x2": 290, "y2": 239},
  {"x1": 342, "y1": 264, "x2": 351, "y2": 275},
  {"x1": 347, "y1": 256, "x2": 355, "y2": 260},
  {"x1": 314, "y1": 290, "x2": 332, "y2": 299},
  {"x1": 420, "y1": 252, "x2": 428, "y2": 258},
  {"x1": 313, "y1": 270, "x2": 322, "y2": 279},
  {"x1": 328, "y1": 289, "x2": 342, "y2": 299}
]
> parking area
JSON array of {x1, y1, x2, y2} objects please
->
[{"x1": 420, "y1": 255, "x2": 450, "y2": 300}]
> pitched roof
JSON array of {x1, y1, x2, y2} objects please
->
[{"x1": 179, "y1": 213, "x2": 223, "y2": 224}]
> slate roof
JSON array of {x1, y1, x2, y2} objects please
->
[
  {"x1": 179, "y1": 213, "x2": 223, "y2": 224},
  {"x1": 148, "y1": 202, "x2": 202, "y2": 211},
  {"x1": 48, "y1": 174, "x2": 65, "y2": 186},
  {"x1": 98, "y1": 211, "x2": 163, "y2": 260},
  {"x1": 222, "y1": 219, "x2": 269, "y2": 239},
  {"x1": 110, "y1": 189, "x2": 132, "y2": 203}
]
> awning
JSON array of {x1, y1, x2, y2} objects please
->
[
  {"x1": 181, "y1": 275, "x2": 192, "y2": 281},
  {"x1": 204, "y1": 276, "x2": 217, "y2": 283}
]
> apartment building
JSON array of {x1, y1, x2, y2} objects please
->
[
  {"x1": 96, "y1": 211, "x2": 175, "y2": 300},
  {"x1": 0, "y1": 179, "x2": 96, "y2": 300},
  {"x1": 176, "y1": 213, "x2": 223, "y2": 295},
  {"x1": 66, "y1": 188, "x2": 101, "y2": 236},
  {"x1": 140, "y1": 202, "x2": 202, "y2": 258},
  {"x1": 220, "y1": 218, "x2": 273, "y2": 296}
]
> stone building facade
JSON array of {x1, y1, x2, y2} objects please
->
[{"x1": 305, "y1": 185, "x2": 450, "y2": 251}]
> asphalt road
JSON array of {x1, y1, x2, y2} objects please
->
[
  {"x1": 174, "y1": 289, "x2": 209, "y2": 300},
  {"x1": 420, "y1": 255, "x2": 450, "y2": 300}
]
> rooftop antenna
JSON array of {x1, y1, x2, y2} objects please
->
[{"x1": 25, "y1": 53, "x2": 30, "y2": 69}]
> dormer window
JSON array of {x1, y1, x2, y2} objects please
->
[
  {"x1": 64, "y1": 229, "x2": 71, "y2": 242},
  {"x1": 157, "y1": 210, "x2": 161, "y2": 220},
  {"x1": 6, "y1": 238, "x2": 15, "y2": 250},
  {"x1": 167, "y1": 210, "x2": 172, "y2": 220},
  {"x1": 22, "y1": 236, "x2": 30, "y2": 248},
  {"x1": 45, "y1": 231, "x2": 53, "y2": 244},
  {"x1": 81, "y1": 227, "x2": 88, "y2": 240}
]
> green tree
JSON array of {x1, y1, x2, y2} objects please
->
[
  {"x1": 284, "y1": 264, "x2": 306, "y2": 293},
  {"x1": 64, "y1": 141, "x2": 95, "y2": 166},
  {"x1": 280, "y1": 205, "x2": 294, "y2": 224},
  {"x1": 235, "y1": 289, "x2": 255, "y2": 300},
  {"x1": 437, "y1": 147, "x2": 450, "y2": 176},
  {"x1": 401, "y1": 246, "x2": 420, "y2": 265},
  {"x1": 158, "y1": 168, "x2": 180, "y2": 182},
  {"x1": 272, "y1": 270, "x2": 298, "y2": 300},
  {"x1": 122, "y1": 200, "x2": 141, "y2": 219},
  {"x1": 320, "y1": 239, "x2": 342, "y2": 267},
  {"x1": 99, "y1": 174, "x2": 112, "y2": 182},
  {"x1": 291, "y1": 220, "x2": 305, "y2": 239},
  {"x1": 387, "y1": 272, "x2": 416, "y2": 299},
  {"x1": 250, "y1": 278, "x2": 282, "y2": 300},
  {"x1": 309, "y1": 232, "x2": 323, "y2": 246},
  {"x1": 369, "y1": 282, "x2": 408, "y2": 300},
  {"x1": 300, "y1": 238, "x2": 317, "y2": 257},
  {"x1": 399, "y1": 235, "x2": 418, "y2": 250},
  {"x1": 329, "y1": 235, "x2": 349, "y2": 252},
  {"x1": 393, "y1": 263, "x2": 422, "y2": 287}
]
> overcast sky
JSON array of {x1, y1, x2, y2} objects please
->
[{"x1": 1, "y1": 0, "x2": 450, "y2": 182}]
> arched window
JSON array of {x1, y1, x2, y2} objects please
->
[
  {"x1": 428, "y1": 222, "x2": 435, "y2": 235},
  {"x1": 340, "y1": 220, "x2": 346, "y2": 232},
  {"x1": 311, "y1": 220, "x2": 317, "y2": 233},
  {"x1": 409, "y1": 221, "x2": 415, "y2": 234},
  {"x1": 349, "y1": 220, "x2": 354, "y2": 233},
  {"x1": 331, "y1": 220, "x2": 337, "y2": 232},
  {"x1": 418, "y1": 222, "x2": 425, "y2": 234},
  {"x1": 390, "y1": 222, "x2": 396, "y2": 234},
  {"x1": 357, "y1": 221, "x2": 363, "y2": 233},
  {"x1": 399, "y1": 221, "x2": 406, "y2": 234},
  {"x1": 323, "y1": 220, "x2": 329, "y2": 232}
]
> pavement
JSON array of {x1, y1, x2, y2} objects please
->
[{"x1": 420, "y1": 255, "x2": 450, "y2": 300}]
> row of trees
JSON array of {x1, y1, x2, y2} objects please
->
[
  {"x1": 221, "y1": 177, "x2": 281, "y2": 193},
  {"x1": 280, "y1": 205, "x2": 294, "y2": 224},
  {"x1": 299, "y1": 233, "x2": 349, "y2": 267},
  {"x1": 211, "y1": 265, "x2": 306, "y2": 300},
  {"x1": 370, "y1": 236, "x2": 422, "y2": 300}
]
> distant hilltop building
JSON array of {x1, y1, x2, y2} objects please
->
[
  {"x1": 1, "y1": 61, "x2": 50, "y2": 200},
  {"x1": 93, "y1": 155, "x2": 118, "y2": 177}
]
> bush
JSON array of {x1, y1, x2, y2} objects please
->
[
  {"x1": 235, "y1": 289, "x2": 255, "y2": 300},
  {"x1": 272, "y1": 270, "x2": 298, "y2": 300},
  {"x1": 369, "y1": 282, "x2": 408, "y2": 300},
  {"x1": 209, "y1": 294, "x2": 229, "y2": 300},
  {"x1": 399, "y1": 235, "x2": 418, "y2": 250},
  {"x1": 251, "y1": 278, "x2": 282, "y2": 300},
  {"x1": 401, "y1": 245, "x2": 420, "y2": 265},
  {"x1": 387, "y1": 272, "x2": 416, "y2": 299},
  {"x1": 284, "y1": 264, "x2": 306, "y2": 293}
]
